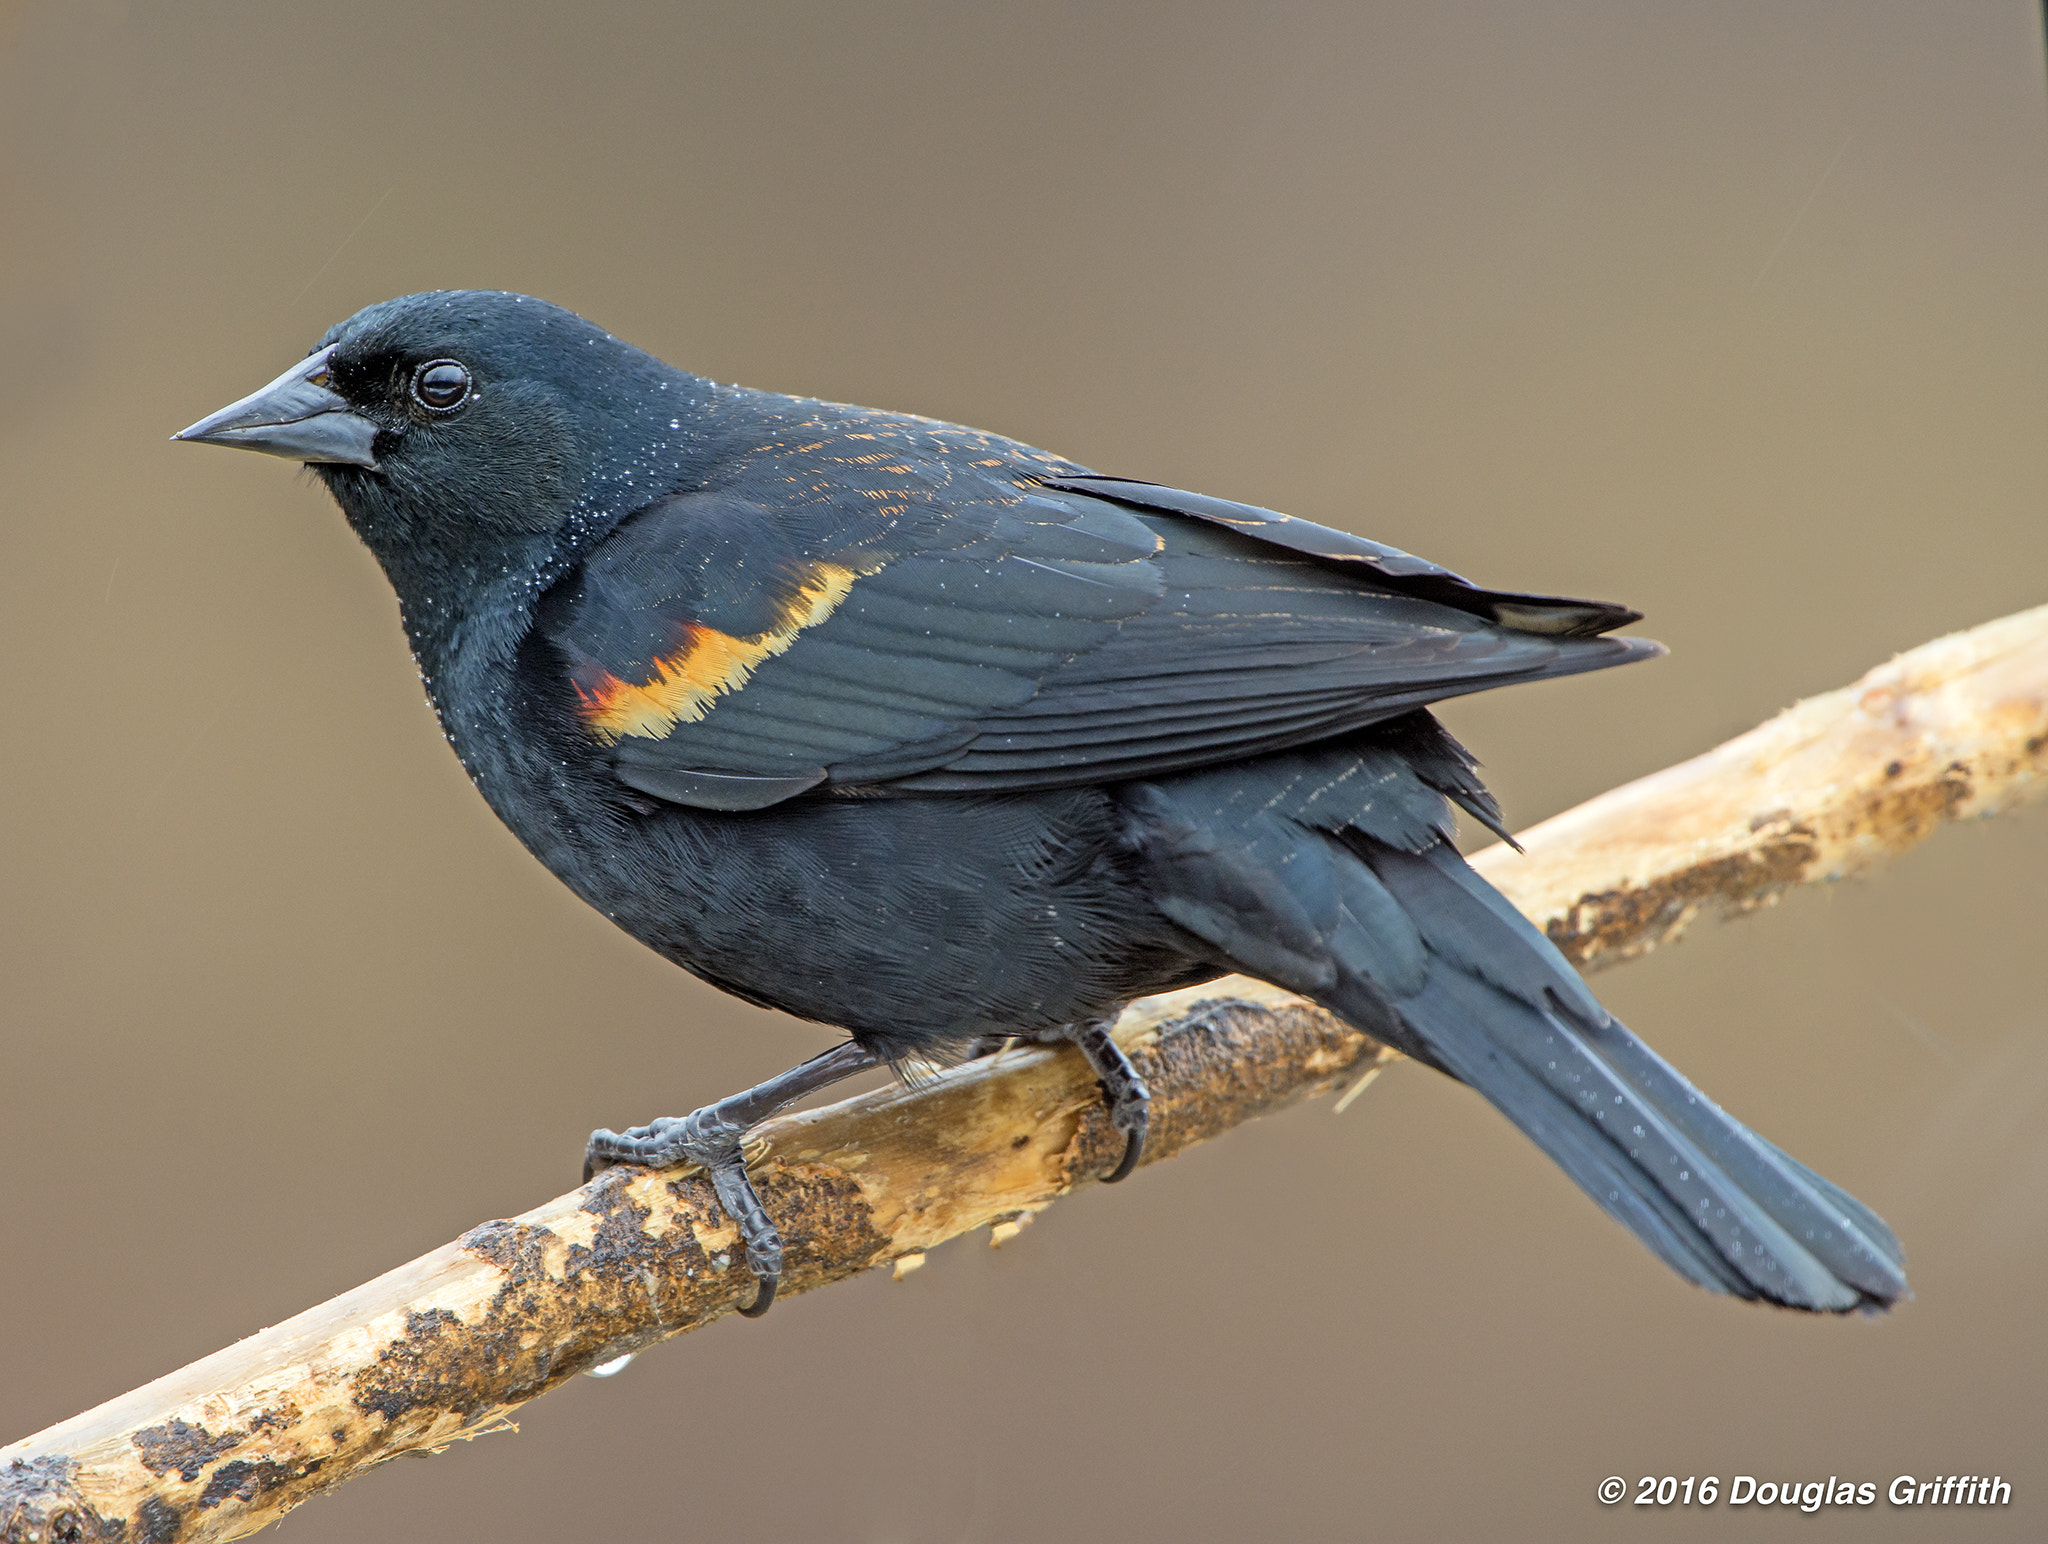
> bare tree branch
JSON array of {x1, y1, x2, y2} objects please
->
[
  {"x1": 6, "y1": 604, "x2": 2045, "y2": 1544},
  {"x1": 1473, "y1": 602, "x2": 2048, "y2": 967}
]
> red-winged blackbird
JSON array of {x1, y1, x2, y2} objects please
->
[{"x1": 177, "y1": 290, "x2": 1906, "y2": 1317}]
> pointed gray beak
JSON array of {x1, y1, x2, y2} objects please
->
[{"x1": 173, "y1": 344, "x2": 382, "y2": 469}]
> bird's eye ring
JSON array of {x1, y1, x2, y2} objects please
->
[{"x1": 412, "y1": 359, "x2": 472, "y2": 413}]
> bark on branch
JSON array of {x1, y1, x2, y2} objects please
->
[{"x1": 7, "y1": 604, "x2": 2046, "y2": 1544}]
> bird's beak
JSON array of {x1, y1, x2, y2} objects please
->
[{"x1": 173, "y1": 344, "x2": 381, "y2": 469}]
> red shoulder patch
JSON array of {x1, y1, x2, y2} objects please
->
[{"x1": 573, "y1": 561, "x2": 857, "y2": 743}]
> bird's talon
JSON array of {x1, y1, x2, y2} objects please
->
[
  {"x1": 1101, "y1": 1094, "x2": 1149, "y2": 1183},
  {"x1": 1104, "y1": 1119, "x2": 1146, "y2": 1183},
  {"x1": 737, "y1": 1276, "x2": 779, "y2": 1317},
  {"x1": 1053, "y1": 1018, "x2": 1152, "y2": 1185}
]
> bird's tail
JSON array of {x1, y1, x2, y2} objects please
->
[
  {"x1": 1126, "y1": 723, "x2": 1909, "y2": 1312},
  {"x1": 1316, "y1": 838, "x2": 1905, "y2": 1310}
]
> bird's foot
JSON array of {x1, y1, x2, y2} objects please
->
[
  {"x1": 1040, "y1": 1018, "x2": 1150, "y2": 1182},
  {"x1": 581, "y1": 1039, "x2": 878, "y2": 1318},
  {"x1": 584, "y1": 1108, "x2": 785, "y2": 1315}
]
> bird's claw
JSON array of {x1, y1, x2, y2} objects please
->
[
  {"x1": 582, "y1": 1109, "x2": 783, "y2": 1315},
  {"x1": 1050, "y1": 1018, "x2": 1151, "y2": 1184},
  {"x1": 1102, "y1": 1089, "x2": 1149, "y2": 1183},
  {"x1": 707, "y1": 1157, "x2": 783, "y2": 1316}
]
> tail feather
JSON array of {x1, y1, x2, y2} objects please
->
[
  {"x1": 1564, "y1": 1001, "x2": 1906, "y2": 1299},
  {"x1": 1367, "y1": 966, "x2": 1763, "y2": 1297},
  {"x1": 1127, "y1": 728, "x2": 1909, "y2": 1313},
  {"x1": 1755, "y1": 1135, "x2": 1906, "y2": 1267},
  {"x1": 1334, "y1": 841, "x2": 1907, "y2": 1311}
]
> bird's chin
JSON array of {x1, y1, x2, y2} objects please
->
[{"x1": 309, "y1": 458, "x2": 379, "y2": 487}]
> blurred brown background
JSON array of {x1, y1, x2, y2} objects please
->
[{"x1": 4, "y1": 2, "x2": 2047, "y2": 1539}]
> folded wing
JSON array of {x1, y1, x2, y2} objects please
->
[{"x1": 540, "y1": 446, "x2": 1658, "y2": 809}]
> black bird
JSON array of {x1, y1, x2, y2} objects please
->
[{"x1": 176, "y1": 290, "x2": 1906, "y2": 1318}]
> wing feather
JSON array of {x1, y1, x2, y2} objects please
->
[{"x1": 540, "y1": 425, "x2": 1655, "y2": 809}]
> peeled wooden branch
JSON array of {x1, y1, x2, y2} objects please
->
[
  {"x1": 1472, "y1": 602, "x2": 2048, "y2": 969},
  {"x1": 6, "y1": 604, "x2": 2045, "y2": 1544}
]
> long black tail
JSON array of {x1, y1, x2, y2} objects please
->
[
  {"x1": 1125, "y1": 721, "x2": 1909, "y2": 1312},
  {"x1": 1325, "y1": 839, "x2": 1904, "y2": 1310}
]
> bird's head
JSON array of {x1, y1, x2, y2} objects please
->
[{"x1": 176, "y1": 289, "x2": 709, "y2": 658}]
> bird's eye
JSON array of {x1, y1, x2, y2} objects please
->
[{"x1": 412, "y1": 359, "x2": 472, "y2": 413}]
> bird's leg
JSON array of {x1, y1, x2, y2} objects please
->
[
  {"x1": 582, "y1": 1039, "x2": 879, "y2": 1317},
  {"x1": 1026, "y1": 1017, "x2": 1150, "y2": 1183}
]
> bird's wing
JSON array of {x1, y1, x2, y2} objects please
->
[
  {"x1": 891, "y1": 476, "x2": 1656, "y2": 792},
  {"x1": 540, "y1": 447, "x2": 1655, "y2": 811},
  {"x1": 1040, "y1": 475, "x2": 1640, "y2": 638}
]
